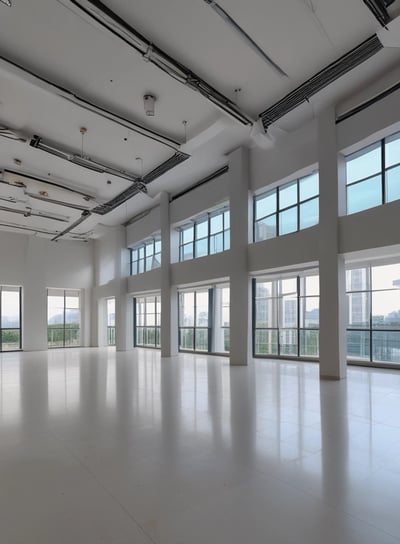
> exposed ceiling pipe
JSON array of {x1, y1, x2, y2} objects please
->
[
  {"x1": 51, "y1": 210, "x2": 91, "y2": 241},
  {"x1": 59, "y1": 0, "x2": 254, "y2": 126},
  {"x1": 0, "y1": 204, "x2": 69, "y2": 222},
  {"x1": 362, "y1": 0, "x2": 396, "y2": 27}
]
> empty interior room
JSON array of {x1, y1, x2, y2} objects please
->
[{"x1": 2, "y1": 1, "x2": 400, "y2": 543}]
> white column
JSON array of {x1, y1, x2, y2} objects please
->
[
  {"x1": 318, "y1": 107, "x2": 347, "y2": 379},
  {"x1": 228, "y1": 147, "x2": 251, "y2": 366},
  {"x1": 160, "y1": 191, "x2": 178, "y2": 357}
]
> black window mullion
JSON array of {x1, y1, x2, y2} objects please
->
[
  {"x1": 208, "y1": 288, "x2": 213, "y2": 353},
  {"x1": 297, "y1": 180, "x2": 300, "y2": 232},
  {"x1": 276, "y1": 188, "x2": 280, "y2": 237},
  {"x1": 369, "y1": 267, "x2": 373, "y2": 362},
  {"x1": 381, "y1": 138, "x2": 386, "y2": 205},
  {"x1": 297, "y1": 276, "x2": 300, "y2": 356},
  {"x1": 0, "y1": 287, "x2": 2, "y2": 352},
  {"x1": 252, "y1": 279, "x2": 256, "y2": 357}
]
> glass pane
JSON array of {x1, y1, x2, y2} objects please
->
[
  {"x1": 255, "y1": 329, "x2": 278, "y2": 355},
  {"x1": 156, "y1": 327, "x2": 161, "y2": 348},
  {"x1": 279, "y1": 329, "x2": 298, "y2": 356},
  {"x1": 385, "y1": 132, "x2": 400, "y2": 169},
  {"x1": 300, "y1": 297, "x2": 319, "y2": 328},
  {"x1": 138, "y1": 246, "x2": 145, "y2": 259},
  {"x1": 279, "y1": 181, "x2": 297, "y2": 209},
  {"x1": 131, "y1": 249, "x2": 138, "y2": 262},
  {"x1": 299, "y1": 198, "x2": 318, "y2": 230},
  {"x1": 138, "y1": 260, "x2": 144, "y2": 273},
  {"x1": 346, "y1": 268, "x2": 370, "y2": 292},
  {"x1": 224, "y1": 229, "x2": 230, "y2": 250},
  {"x1": 65, "y1": 308, "x2": 80, "y2": 325},
  {"x1": 280, "y1": 296, "x2": 297, "y2": 328},
  {"x1": 372, "y1": 331, "x2": 400, "y2": 363},
  {"x1": 255, "y1": 191, "x2": 276, "y2": 219},
  {"x1": 385, "y1": 165, "x2": 400, "y2": 204},
  {"x1": 347, "y1": 175, "x2": 382, "y2": 214},
  {"x1": 136, "y1": 327, "x2": 144, "y2": 346},
  {"x1": 224, "y1": 210, "x2": 230, "y2": 229},
  {"x1": 299, "y1": 172, "x2": 319, "y2": 201},
  {"x1": 1, "y1": 289, "x2": 20, "y2": 328},
  {"x1": 279, "y1": 207, "x2": 297, "y2": 235},
  {"x1": 179, "y1": 328, "x2": 194, "y2": 350},
  {"x1": 210, "y1": 232, "x2": 223, "y2": 254},
  {"x1": 195, "y1": 329, "x2": 209, "y2": 352},
  {"x1": 347, "y1": 330, "x2": 370, "y2": 360},
  {"x1": 372, "y1": 290, "x2": 400, "y2": 329},
  {"x1": 48, "y1": 326, "x2": 64, "y2": 348},
  {"x1": 196, "y1": 219, "x2": 208, "y2": 239},
  {"x1": 146, "y1": 313, "x2": 156, "y2": 326},
  {"x1": 48, "y1": 295, "x2": 64, "y2": 326},
  {"x1": 346, "y1": 143, "x2": 381, "y2": 184},
  {"x1": 256, "y1": 298, "x2": 278, "y2": 328},
  {"x1": 281, "y1": 278, "x2": 297, "y2": 295},
  {"x1": 64, "y1": 327, "x2": 80, "y2": 347},
  {"x1": 255, "y1": 215, "x2": 276, "y2": 241},
  {"x1": 1, "y1": 329, "x2": 20, "y2": 351},
  {"x1": 179, "y1": 292, "x2": 194, "y2": 326},
  {"x1": 145, "y1": 256, "x2": 153, "y2": 270},
  {"x1": 372, "y1": 263, "x2": 400, "y2": 290},
  {"x1": 256, "y1": 281, "x2": 274, "y2": 298},
  {"x1": 300, "y1": 330, "x2": 319, "y2": 357},
  {"x1": 223, "y1": 329, "x2": 230, "y2": 353},
  {"x1": 196, "y1": 291, "x2": 209, "y2": 326},
  {"x1": 195, "y1": 238, "x2": 208, "y2": 258},
  {"x1": 145, "y1": 242, "x2": 154, "y2": 257},
  {"x1": 347, "y1": 292, "x2": 370, "y2": 328},
  {"x1": 210, "y1": 213, "x2": 223, "y2": 234},
  {"x1": 182, "y1": 226, "x2": 194, "y2": 244},
  {"x1": 155, "y1": 240, "x2": 161, "y2": 253},
  {"x1": 107, "y1": 299, "x2": 115, "y2": 326},
  {"x1": 304, "y1": 275, "x2": 319, "y2": 296},
  {"x1": 182, "y1": 243, "x2": 193, "y2": 261}
]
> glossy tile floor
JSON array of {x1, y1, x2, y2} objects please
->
[{"x1": 1, "y1": 349, "x2": 400, "y2": 544}]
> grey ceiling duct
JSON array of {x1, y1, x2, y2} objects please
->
[
  {"x1": 259, "y1": 34, "x2": 383, "y2": 130},
  {"x1": 0, "y1": 204, "x2": 69, "y2": 222},
  {"x1": 362, "y1": 0, "x2": 396, "y2": 26},
  {"x1": 92, "y1": 151, "x2": 190, "y2": 215},
  {"x1": 0, "y1": 126, "x2": 26, "y2": 142},
  {"x1": 62, "y1": 0, "x2": 253, "y2": 126},
  {"x1": 51, "y1": 210, "x2": 91, "y2": 241}
]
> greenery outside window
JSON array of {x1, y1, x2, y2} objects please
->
[
  {"x1": 0, "y1": 286, "x2": 22, "y2": 352},
  {"x1": 47, "y1": 289, "x2": 81, "y2": 348},
  {"x1": 134, "y1": 295, "x2": 161, "y2": 348}
]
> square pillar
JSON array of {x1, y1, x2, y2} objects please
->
[{"x1": 318, "y1": 107, "x2": 347, "y2": 379}]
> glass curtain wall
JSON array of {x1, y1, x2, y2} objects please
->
[
  {"x1": 346, "y1": 263, "x2": 400, "y2": 364},
  {"x1": 47, "y1": 289, "x2": 81, "y2": 348},
  {"x1": 107, "y1": 298, "x2": 116, "y2": 346},
  {"x1": 130, "y1": 238, "x2": 161, "y2": 275},
  {"x1": 179, "y1": 289, "x2": 212, "y2": 352},
  {"x1": 213, "y1": 285, "x2": 230, "y2": 353},
  {"x1": 134, "y1": 295, "x2": 161, "y2": 348},
  {"x1": 345, "y1": 131, "x2": 400, "y2": 215},
  {"x1": 0, "y1": 286, "x2": 22, "y2": 351},
  {"x1": 253, "y1": 274, "x2": 319, "y2": 358}
]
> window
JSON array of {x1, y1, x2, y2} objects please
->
[
  {"x1": 179, "y1": 289, "x2": 212, "y2": 352},
  {"x1": 47, "y1": 289, "x2": 81, "y2": 348},
  {"x1": 179, "y1": 207, "x2": 230, "y2": 262},
  {"x1": 0, "y1": 286, "x2": 22, "y2": 352},
  {"x1": 345, "y1": 131, "x2": 400, "y2": 214},
  {"x1": 213, "y1": 285, "x2": 230, "y2": 353},
  {"x1": 253, "y1": 274, "x2": 319, "y2": 358},
  {"x1": 107, "y1": 298, "x2": 115, "y2": 346},
  {"x1": 346, "y1": 263, "x2": 400, "y2": 364},
  {"x1": 134, "y1": 295, "x2": 161, "y2": 348},
  {"x1": 254, "y1": 172, "x2": 319, "y2": 242},
  {"x1": 130, "y1": 238, "x2": 161, "y2": 275}
]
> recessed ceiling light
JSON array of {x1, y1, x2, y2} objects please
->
[{"x1": 0, "y1": 0, "x2": 12, "y2": 7}]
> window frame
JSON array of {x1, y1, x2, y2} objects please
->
[
  {"x1": 47, "y1": 288, "x2": 81, "y2": 349},
  {"x1": 134, "y1": 294, "x2": 161, "y2": 349},
  {"x1": 0, "y1": 285, "x2": 22, "y2": 352},
  {"x1": 130, "y1": 237, "x2": 161, "y2": 276},
  {"x1": 253, "y1": 172, "x2": 319, "y2": 243},
  {"x1": 178, "y1": 207, "x2": 230, "y2": 262},
  {"x1": 178, "y1": 289, "x2": 213, "y2": 353},
  {"x1": 345, "y1": 131, "x2": 400, "y2": 215}
]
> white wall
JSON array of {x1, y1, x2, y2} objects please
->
[{"x1": 0, "y1": 231, "x2": 93, "y2": 351}]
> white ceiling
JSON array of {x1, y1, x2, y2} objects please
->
[{"x1": 0, "y1": 0, "x2": 399, "y2": 241}]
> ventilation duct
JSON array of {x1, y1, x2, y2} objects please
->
[
  {"x1": 0, "y1": 126, "x2": 26, "y2": 142},
  {"x1": 259, "y1": 35, "x2": 383, "y2": 130},
  {"x1": 362, "y1": 0, "x2": 396, "y2": 26}
]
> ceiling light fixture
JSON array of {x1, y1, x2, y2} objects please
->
[
  {"x1": 143, "y1": 94, "x2": 156, "y2": 117},
  {"x1": 59, "y1": 0, "x2": 254, "y2": 126},
  {"x1": 30, "y1": 134, "x2": 141, "y2": 183},
  {"x1": 0, "y1": 0, "x2": 12, "y2": 6},
  {"x1": 52, "y1": 210, "x2": 91, "y2": 242},
  {"x1": 203, "y1": 0, "x2": 288, "y2": 77},
  {"x1": 0, "y1": 126, "x2": 26, "y2": 142}
]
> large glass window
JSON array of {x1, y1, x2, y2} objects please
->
[
  {"x1": 179, "y1": 207, "x2": 230, "y2": 262},
  {"x1": 253, "y1": 274, "x2": 319, "y2": 358},
  {"x1": 254, "y1": 172, "x2": 319, "y2": 242},
  {"x1": 107, "y1": 298, "x2": 115, "y2": 346},
  {"x1": 47, "y1": 289, "x2": 81, "y2": 348},
  {"x1": 130, "y1": 238, "x2": 161, "y2": 275},
  {"x1": 0, "y1": 286, "x2": 22, "y2": 352},
  {"x1": 179, "y1": 289, "x2": 211, "y2": 352},
  {"x1": 346, "y1": 263, "x2": 400, "y2": 364},
  {"x1": 134, "y1": 295, "x2": 161, "y2": 349},
  {"x1": 345, "y1": 131, "x2": 400, "y2": 214},
  {"x1": 213, "y1": 285, "x2": 230, "y2": 353}
]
